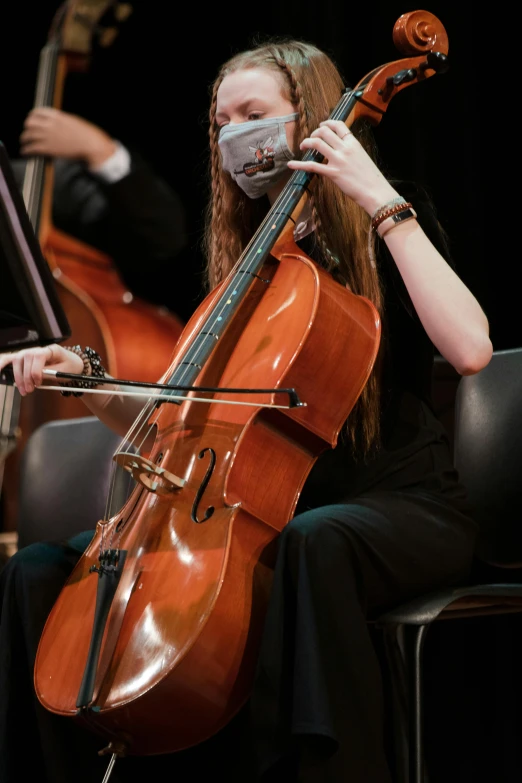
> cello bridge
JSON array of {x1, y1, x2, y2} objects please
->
[{"x1": 113, "y1": 452, "x2": 185, "y2": 496}]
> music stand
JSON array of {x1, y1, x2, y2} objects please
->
[{"x1": 0, "y1": 140, "x2": 70, "y2": 353}]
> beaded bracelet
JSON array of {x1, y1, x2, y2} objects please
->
[
  {"x1": 60, "y1": 345, "x2": 107, "y2": 398},
  {"x1": 367, "y1": 197, "x2": 416, "y2": 268},
  {"x1": 371, "y1": 197, "x2": 408, "y2": 222},
  {"x1": 371, "y1": 200, "x2": 413, "y2": 231}
]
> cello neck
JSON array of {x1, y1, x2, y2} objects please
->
[
  {"x1": 160, "y1": 88, "x2": 363, "y2": 399},
  {"x1": 245, "y1": 86, "x2": 363, "y2": 262}
]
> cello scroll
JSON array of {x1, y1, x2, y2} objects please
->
[
  {"x1": 349, "y1": 9, "x2": 449, "y2": 127},
  {"x1": 271, "y1": 9, "x2": 450, "y2": 253}
]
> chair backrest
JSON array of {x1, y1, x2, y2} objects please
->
[
  {"x1": 432, "y1": 354, "x2": 460, "y2": 456},
  {"x1": 454, "y1": 347, "x2": 522, "y2": 567},
  {"x1": 16, "y1": 416, "x2": 131, "y2": 549}
]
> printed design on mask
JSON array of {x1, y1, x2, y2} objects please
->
[{"x1": 234, "y1": 136, "x2": 275, "y2": 178}]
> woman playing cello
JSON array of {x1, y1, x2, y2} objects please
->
[{"x1": 0, "y1": 35, "x2": 492, "y2": 783}]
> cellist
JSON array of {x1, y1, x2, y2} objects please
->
[{"x1": 0, "y1": 37, "x2": 491, "y2": 783}]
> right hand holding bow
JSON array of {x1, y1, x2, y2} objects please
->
[{"x1": 0, "y1": 345, "x2": 83, "y2": 396}]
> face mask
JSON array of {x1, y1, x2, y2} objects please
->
[{"x1": 218, "y1": 113, "x2": 298, "y2": 199}]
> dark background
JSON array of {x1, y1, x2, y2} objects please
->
[
  {"x1": 1, "y1": 0, "x2": 512, "y2": 348},
  {"x1": 1, "y1": 5, "x2": 520, "y2": 780}
]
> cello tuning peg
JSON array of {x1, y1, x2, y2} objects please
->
[
  {"x1": 421, "y1": 51, "x2": 450, "y2": 74},
  {"x1": 114, "y1": 3, "x2": 133, "y2": 22}
]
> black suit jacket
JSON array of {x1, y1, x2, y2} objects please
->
[{"x1": 12, "y1": 154, "x2": 202, "y2": 321}]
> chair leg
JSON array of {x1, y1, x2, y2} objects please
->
[
  {"x1": 380, "y1": 622, "x2": 430, "y2": 783},
  {"x1": 380, "y1": 623, "x2": 410, "y2": 783},
  {"x1": 408, "y1": 623, "x2": 429, "y2": 783}
]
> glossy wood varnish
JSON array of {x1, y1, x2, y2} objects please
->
[{"x1": 35, "y1": 246, "x2": 381, "y2": 754}]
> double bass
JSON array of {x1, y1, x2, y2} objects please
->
[
  {"x1": 32, "y1": 9, "x2": 449, "y2": 770},
  {"x1": 0, "y1": 0, "x2": 185, "y2": 530}
]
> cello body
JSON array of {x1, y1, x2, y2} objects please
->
[{"x1": 35, "y1": 243, "x2": 380, "y2": 754}]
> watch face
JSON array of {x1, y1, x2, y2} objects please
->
[{"x1": 393, "y1": 207, "x2": 416, "y2": 223}]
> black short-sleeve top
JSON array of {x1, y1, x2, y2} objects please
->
[{"x1": 296, "y1": 182, "x2": 471, "y2": 513}]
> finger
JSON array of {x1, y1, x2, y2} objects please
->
[
  {"x1": 19, "y1": 142, "x2": 48, "y2": 157},
  {"x1": 310, "y1": 125, "x2": 347, "y2": 151},
  {"x1": 0, "y1": 353, "x2": 13, "y2": 372},
  {"x1": 298, "y1": 136, "x2": 338, "y2": 159},
  {"x1": 20, "y1": 125, "x2": 44, "y2": 139},
  {"x1": 27, "y1": 107, "x2": 57, "y2": 120},
  {"x1": 20, "y1": 133, "x2": 51, "y2": 154},
  {"x1": 23, "y1": 353, "x2": 37, "y2": 393},
  {"x1": 10, "y1": 355, "x2": 26, "y2": 395},
  {"x1": 23, "y1": 113, "x2": 51, "y2": 131},
  {"x1": 23, "y1": 116, "x2": 40, "y2": 130},
  {"x1": 287, "y1": 159, "x2": 330, "y2": 176},
  {"x1": 320, "y1": 120, "x2": 353, "y2": 140},
  {"x1": 31, "y1": 348, "x2": 51, "y2": 388},
  {"x1": 19, "y1": 133, "x2": 45, "y2": 149}
]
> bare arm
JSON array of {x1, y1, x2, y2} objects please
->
[
  {"x1": 287, "y1": 120, "x2": 493, "y2": 376},
  {"x1": 378, "y1": 219, "x2": 491, "y2": 375},
  {"x1": 0, "y1": 345, "x2": 149, "y2": 439}
]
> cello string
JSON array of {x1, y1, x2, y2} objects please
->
[
  {"x1": 169, "y1": 90, "x2": 356, "y2": 383},
  {"x1": 102, "y1": 371, "x2": 175, "y2": 526},
  {"x1": 99, "y1": 358, "x2": 178, "y2": 527},
  {"x1": 102, "y1": 88, "x2": 356, "y2": 531},
  {"x1": 36, "y1": 385, "x2": 297, "y2": 408},
  {"x1": 92, "y1": 87, "x2": 356, "y2": 540},
  {"x1": 218, "y1": 88, "x2": 355, "y2": 283},
  {"x1": 103, "y1": 396, "x2": 156, "y2": 527}
]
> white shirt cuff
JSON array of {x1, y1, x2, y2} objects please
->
[{"x1": 88, "y1": 141, "x2": 131, "y2": 183}]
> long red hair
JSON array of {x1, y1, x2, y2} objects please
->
[{"x1": 204, "y1": 38, "x2": 384, "y2": 453}]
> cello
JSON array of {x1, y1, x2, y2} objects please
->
[
  {"x1": 0, "y1": 0, "x2": 185, "y2": 532},
  {"x1": 32, "y1": 8, "x2": 449, "y2": 769}
]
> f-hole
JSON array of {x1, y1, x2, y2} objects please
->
[{"x1": 191, "y1": 447, "x2": 216, "y2": 523}]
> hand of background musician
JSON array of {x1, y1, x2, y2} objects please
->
[
  {"x1": 0, "y1": 345, "x2": 83, "y2": 397},
  {"x1": 19, "y1": 108, "x2": 117, "y2": 169}
]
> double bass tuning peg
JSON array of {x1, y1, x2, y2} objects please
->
[
  {"x1": 97, "y1": 26, "x2": 119, "y2": 48},
  {"x1": 72, "y1": 3, "x2": 133, "y2": 49},
  {"x1": 114, "y1": 3, "x2": 133, "y2": 22},
  {"x1": 96, "y1": 4, "x2": 133, "y2": 48}
]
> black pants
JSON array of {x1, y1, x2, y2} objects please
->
[{"x1": 0, "y1": 490, "x2": 476, "y2": 783}]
